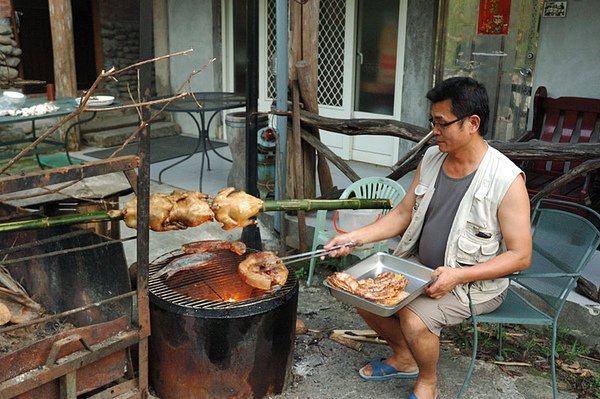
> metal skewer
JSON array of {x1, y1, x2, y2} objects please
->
[{"x1": 258, "y1": 242, "x2": 359, "y2": 270}]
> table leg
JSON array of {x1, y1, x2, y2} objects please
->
[
  {"x1": 156, "y1": 112, "x2": 203, "y2": 186},
  {"x1": 205, "y1": 111, "x2": 232, "y2": 163},
  {"x1": 31, "y1": 119, "x2": 43, "y2": 168},
  {"x1": 63, "y1": 112, "x2": 97, "y2": 165}
]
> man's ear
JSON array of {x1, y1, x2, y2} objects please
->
[{"x1": 467, "y1": 114, "x2": 481, "y2": 133}]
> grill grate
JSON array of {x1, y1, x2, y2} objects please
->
[{"x1": 149, "y1": 249, "x2": 296, "y2": 310}]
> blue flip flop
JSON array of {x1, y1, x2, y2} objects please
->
[
  {"x1": 358, "y1": 358, "x2": 419, "y2": 381},
  {"x1": 408, "y1": 393, "x2": 419, "y2": 399}
]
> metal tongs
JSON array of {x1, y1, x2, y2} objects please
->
[{"x1": 259, "y1": 242, "x2": 359, "y2": 271}]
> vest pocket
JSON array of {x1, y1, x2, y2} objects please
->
[
  {"x1": 413, "y1": 184, "x2": 428, "y2": 211},
  {"x1": 456, "y1": 235, "x2": 500, "y2": 264}
]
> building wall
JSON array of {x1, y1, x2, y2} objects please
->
[
  {"x1": 532, "y1": 0, "x2": 600, "y2": 99},
  {"x1": 167, "y1": 0, "x2": 219, "y2": 136},
  {"x1": 399, "y1": 0, "x2": 437, "y2": 153}
]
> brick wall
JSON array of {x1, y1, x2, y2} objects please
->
[{"x1": 0, "y1": 0, "x2": 12, "y2": 19}]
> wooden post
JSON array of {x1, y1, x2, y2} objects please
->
[
  {"x1": 153, "y1": 0, "x2": 171, "y2": 96},
  {"x1": 286, "y1": 0, "x2": 303, "y2": 199},
  {"x1": 296, "y1": 60, "x2": 334, "y2": 197},
  {"x1": 292, "y1": 80, "x2": 307, "y2": 252},
  {"x1": 48, "y1": 0, "x2": 79, "y2": 150}
]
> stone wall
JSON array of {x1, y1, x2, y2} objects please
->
[
  {"x1": 0, "y1": 17, "x2": 20, "y2": 84},
  {"x1": 100, "y1": 20, "x2": 141, "y2": 98}
]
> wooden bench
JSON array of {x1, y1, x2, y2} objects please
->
[{"x1": 516, "y1": 86, "x2": 600, "y2": 207}]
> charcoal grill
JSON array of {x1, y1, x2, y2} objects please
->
[{"x1": 148, "y1": 247, "x2": 298, "y2": 399}]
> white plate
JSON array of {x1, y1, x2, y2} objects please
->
[{"x1": 76, "y1": 95, "x2": 115, "y2": 107}]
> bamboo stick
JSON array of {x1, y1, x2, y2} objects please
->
[
  {"x1": 0, "y1": 199, "x2": 392, "y2": 233},
  {"x1": 261, "y1": 198, "x2": 392, "y2": 212}
]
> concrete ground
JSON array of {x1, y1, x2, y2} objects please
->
[{"x1": 70, "y1": 139, "x2": 595, "y2": 399}]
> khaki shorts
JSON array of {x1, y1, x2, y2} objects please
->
[{"x1": 405, "y1": 290, "x2": 506, "y2": 336}]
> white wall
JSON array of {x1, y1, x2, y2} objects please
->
[
  {"x1": 532, "y1": 0, "x2": 600, "y2": 99},
  {"x1": 167, "y1": 0, "x2": 217, "y2": 135}
]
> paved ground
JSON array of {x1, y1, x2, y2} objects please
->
[
  {"x1": 69, "y1": 145, "x2": 587, "y2": 399},
  {"x1": 262, "y1": 267, "x2": 577, "y2": 399}
]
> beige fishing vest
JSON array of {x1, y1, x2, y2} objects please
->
[{"x1": 393, "y1": 144, "x2": 524, "y2": 305}]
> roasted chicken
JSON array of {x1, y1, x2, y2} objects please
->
[
  {"x1": 327, "y1": 271, "x2": 409, "y2": 305},
  {"x1": 211, "y1": 187, "x2": 264, "y2": 230},
  {"x1": 122, "y1": 190, "x2": 213, "y2": 231},
  {"x1": 238, "y1": 251, "x2": 288, "y2": 290},
  {"x1": 182, "y1": 240, "x2": 247, "y2": 256}
]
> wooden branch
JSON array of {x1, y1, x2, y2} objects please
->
[
  {"x1": 300, "y1": 110, "x2": 429, "y2": 142},
  {"x1": 300, "y1": 128, "x2": 360, "y2": 182},
  {"x1": 299, "y1": 111, "x2": 600, "y2": 161},
  {"x1": 292, "y1": 80, "x2": 307, "y2": 252},
  {"x1": 529, "y1": 159, "x2": 600, "y2": 205},
  {"x1": 393, "y1": 130, "x2": 434, "y2": 168},
  {"x1": 329, "y1": 332, "x2": 363, "y2": 351}
]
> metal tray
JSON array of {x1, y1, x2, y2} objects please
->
[{"x1": 323, "y1": 252, "x2": 434, "y2": 317}]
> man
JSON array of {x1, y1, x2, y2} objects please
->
[{"x1": 324, "y1": 77, "x2": 532, "y2": 399}]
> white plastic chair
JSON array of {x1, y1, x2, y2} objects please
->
[{"x1": 306, "y1": 177, "x2": 406, "y2": 286}]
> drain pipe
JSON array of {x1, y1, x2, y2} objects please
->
[{"x1": 274, "y1": 0, "x2": 288, "y2": 238}]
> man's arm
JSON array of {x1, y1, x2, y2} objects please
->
[
  {"x1": 323, "y1": 163, "x2": 422, "y2": 257},
  {"x1": 425, "y1": 174, "x2": 532, "y2": 298}
]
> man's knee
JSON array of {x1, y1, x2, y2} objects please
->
[{"x1": 398, "y1": 307, "x2": 429, "y2": 336}]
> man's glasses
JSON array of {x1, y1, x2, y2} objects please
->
[{"x1": 429, "y1": 116, "x2": 465, "y2": 130}]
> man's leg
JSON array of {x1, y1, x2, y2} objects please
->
[
  {"x1": 357, "y1": 307, "x2": 418, "y2": 375},
  {"x1": 399, "y1": 307, "x2": 439, "y2": 399}
]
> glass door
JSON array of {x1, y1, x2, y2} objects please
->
[
  {"x1": 353, "y1": 0, "x2": 400, "y2": 116},
  {"x1": 438, "y1": 0, "x2": 542, "y2": 141}
]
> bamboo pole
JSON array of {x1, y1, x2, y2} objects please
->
[{"x1": 0, "y1": 199, "x2": 392, "y2": 233}]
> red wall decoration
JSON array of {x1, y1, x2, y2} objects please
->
[{"x1": 477, "y1": 0, "x2": 512, "y2": 35}]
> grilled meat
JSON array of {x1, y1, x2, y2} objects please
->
[
  {"x1": 238, "y1": 251, "x2": 288, "y2": 290},
  {"x1": 182, "y1": 240, "x2": 247, "y2": 256},
  {"x1": 327, "y1": 271, "x2": 409, "y2": 305}
]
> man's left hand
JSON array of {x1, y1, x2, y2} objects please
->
[{"x1": 425, "y1": 266, "x2": 463, "y2": 299}]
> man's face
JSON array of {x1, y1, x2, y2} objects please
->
[{"x1": 430, "y1": 99, "x2": 470, "y2": 154}]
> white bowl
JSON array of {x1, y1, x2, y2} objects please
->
[
  {"x1": 2, "y1": 91, "x2": 26, "y2": 107},
  {"x1": 75, "y1": 95, "x2": 115, "y2": 107}
]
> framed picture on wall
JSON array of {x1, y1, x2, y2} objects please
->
[{"x1": 543, "y1": 1, "x2": 567, "y2": 18}]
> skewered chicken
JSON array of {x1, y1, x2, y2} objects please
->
[
  {"x1": 211, "y1": 187, "x2": 264, "y2": 230},
  {"x1": 327, "y1": 271, "x2": 409, "y2": 305},
  {"x1": 122, "y1": 190, "x2": 214, "y2": 231},
  {"x1": 182, "y1": 240, "x2": 247, "y2": 256},
  {"x1": 238, "y1": 251, "x2": 289, "y2": 290}
]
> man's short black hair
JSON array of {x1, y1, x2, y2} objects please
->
[{"x1": 426, "y1": 77, "x2": 490, "y2": 136}]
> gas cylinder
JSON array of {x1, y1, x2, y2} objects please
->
[{"x1": 257, "y1": 126, "x2": 277, "y2": 199}]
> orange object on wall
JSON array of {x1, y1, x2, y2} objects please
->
[{"x1": 477, "y1": 0, "x2": 512, "y2": 35}]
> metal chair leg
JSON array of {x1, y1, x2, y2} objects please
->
[
  {"x1": 496, "y1": 324, "x2": 504, "y2": 361},
  {"x1": 457, "y1": 318, "x2": 479, "y2": 398},
  {"x1": 550, "y1": 323, "x2": 558, "y2": 399}
]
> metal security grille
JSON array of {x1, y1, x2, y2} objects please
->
[
  {"x1": 264, "y1": 0, "x2": 346, "y2": 107},
  {"x1": 266, "y1": 0, "x2": 277, "y2": 99},
  {"x1": 318, "y1": 0, "x2": 346, "y2": 107}
]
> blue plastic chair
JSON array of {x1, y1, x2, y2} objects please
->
[
  {"x1": 458, "y1": 199, "x2": 600, "y2": 399},
  {"x1": 306, "y1": 176, "x2": 406, "y2": 287}
]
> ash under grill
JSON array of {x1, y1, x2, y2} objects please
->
[{"x1": 149, "y1": 249, "x2": 297, "y2": 313}]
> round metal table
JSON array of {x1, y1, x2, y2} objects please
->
[{"x1": 152, "y1": 92, "x2": 246, "y2": 191}]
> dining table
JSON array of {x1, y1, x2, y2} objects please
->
[
  {"x1": 0, "y1": 95, "x2": 118, "y2": 169},
  {"x1": 151, "y1": 92, "x2": 246, "y2": 191}
]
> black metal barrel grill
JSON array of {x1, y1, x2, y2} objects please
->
[{"x1": 148, "y1": 248, "x2": 298, "y2": 399}]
